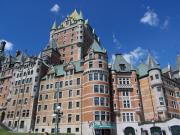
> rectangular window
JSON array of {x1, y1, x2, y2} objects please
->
[
  {"x1": 105, "y1": 86, "x2": 108, "y2": 94},
  {"x1": 100, "y1": 85, "x2": 104, "y2": 93},
  {"x1": 55, "y1": 82, "x2": 59, "y2": 89},
  {"x1": 95, "y1": 111, "x2": 100, "y2": 121},
  {"x1": 159, "y1": 97, "x2": 164, "y2": 105},
  {"x1": 155, "y1": 74, "x2": 159, "y2": 79},
  {"x1": 99, "y1": 61, "x2": 102, "y2": 68},
  {"x1": 43, "y1": 117, "x2": 46, "y2": 123},
  {"x1": 67, "y1": 128, "x2": 71, "y2": 133},
  {"x1": 100, "y1": 97, "x2": 105, "y2": 106},
  {"x1": 68, "y1": 102, "x2": 72, "y2": 109},
  {"x1": 60, "y1": 81, "x2": 63, "y2": 88},
  {"x1": 94, "y1": 97, "x2": 99, "y2": 106},
  {"x1": 44, "y1": 105, "x2": 47, "y2": 110},
  {"x1": 94, "y1": 85, "x2": 99, "y2": 93},
  {"x1": 36, "y1": 116, "x2": 40, "y2": 124},
  {"x1": 157, "y1": 86, "x2": 161, "y2": 92},
  {"x1": 89, "y1": 61, "x2": 93, "y2": 68},
  {"x1": 69, "y1": 80, "x2": 72, "y2": 85},
  {"x1": 65, "y1": 81, "x2": 68, "y2": 86},
  {"x1": 76, "y1": 115, "x2": 80, "y2": 121},
  {"x1": 122, "y1": 91, "x2": 129, "y2": 96},
  {"x1": 150, "y1": 76, "x2": 153, "y2": 80},
  {"x1": 20, "y1": 121, "x2": 24, "y2": 128},
  {"x1": 89, "y1": 74, "x2": 93, "y2": 81},
  {"x1": 77, "y1": 90, "x2": 80, "y2": 95},
  {"x1": 68, "y1": 114, "x2": 72, "y2": 123},
  {"x1": 94, "y1": 73, "x2": 98, "y2": 80},
  {"x1": 77, "y1": 78, "x2": 80, "y2": 85},
  {"x1": 123, "y1": 100, "x2": 130, "y2": 108},
  {"x1": 99, "y1": 73, "x2": 103, "y2": 80},
  {"x1": 69, "y1": 90, "x2": 72, "y2": 97},
  {"x1": 101, "y1": 111, "x2": 105, "y2": 121},
  {"x1": 76, "y1": 102, "x2": 80, "y2": 107}
]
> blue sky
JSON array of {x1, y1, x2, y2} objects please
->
[{"x1": 0, "y1": 0, "x2": 180, "y2": 68}]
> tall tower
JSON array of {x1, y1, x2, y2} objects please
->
[
  {"x1": 146, "y1": 52, "x2": 167, "y2": 121},
  {"x1": 82, "y1": 39, "x2": 113, "y2": 135},
  {"x1": 49, "y1": 9, "x2": 94, "y2": 63}
]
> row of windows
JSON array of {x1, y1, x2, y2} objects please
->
[
  {"x1": 15, "y1": 77, "x2": 37, "y2": 85},
  {"x1": 12, "y1": 98, "x2": 28, "y2": 106},
  {"x1": 88, "y1": 53, "x2": 104, "y2": 60},
  {"x1": 89, "y1": 73, "x2": 108, "y2": 82},
  {"x1": 35, "y1": 127, "x2": 80, "y2": 134},
  {"x1": 122, "y1": 112, "x2": 134, "y2": 122},
  {"x1": 89, "y1": 61, "x2": 105, "y2": 68},
  {"x1": 8, "y1": 120, "x2": 24, "y2": 128},
  {"x1": 41, "y1": 78, "x2": 81, "y2": 90},
  {"x1": 14, "y1": 87, "x2": 30, "y2": 95},
  {"x1": 150, "y1": 74, "x2": 160, "y2": 81},
  {"x1": 94, "y1": 97, "x2": 110, "y2": 107},
  {"x1": 94, "y1": 85, "x2": 109, "y2": 94},
  {"x1": 94, "y1": 111, "x2": 110, "y2": 121},
  {"x1": 39, "y1": 90, "x2": 80, "y2": 101},
  {"x1": 7, "y1": 110, "x2": 30, "y2": 118},
  {"x1": 119, "y1": 78, "x2": 131, "y2": 85},
  {"x1": 36, "y1": 114, "x2": 80, "y2": 124},
  {"x1": 37, "y1": 101, "x2": 80, "y2": 111}
]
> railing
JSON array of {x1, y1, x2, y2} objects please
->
[{"x1": 117, "y1": 84, "x2": 132, "y2": 89}]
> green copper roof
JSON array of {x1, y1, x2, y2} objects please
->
[
  {"x1": 111, "y1": 54, "x2": 131, "y2": 72},
  {"x1": 54, "y1": 60, "x2": 83, "y2": 76},
  {"x1": 137, "y1": 63, "x2": 149, "y2": 77},
  {"x1": 90, "y1": 39, "x2": 106, "y2": 53}
]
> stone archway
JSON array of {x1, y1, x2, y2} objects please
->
[
  {"x1": 150, "y1": 126, "x2": 161, "y2": 135},
  {"x1": 170, "y1": 125, "x2": 180, "y2": 135},
  {"x1": 0, "y1": 111, "x2": 5, "y2": 122},
  {"x1": 124, "y1": 127, "x2": 135, "y2": 135}
]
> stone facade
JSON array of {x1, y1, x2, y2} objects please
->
[{"x1": 0, "y1": 9, "x2": 180, "y2": 135}]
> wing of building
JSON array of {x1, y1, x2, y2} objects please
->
[{"x1": 0, "y1": 9, "x2": 180, "y2": 135}]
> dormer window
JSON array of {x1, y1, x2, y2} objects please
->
[
  {"x1": 155, "y1": 74, "x2": 159, "y2": 79},
  {"x1": 89, "y1": 53, "x2": 93, "y2": 59},
  {"x1": 119, "y1": 64, "x2": 126, "y2": 71}
]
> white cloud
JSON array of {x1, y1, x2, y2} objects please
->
[
  {"x1": 50, "y1": 4, "x2": 60, "y2": 13},
  {"x1": 140, "y1": 8, "x2": 159, "y2": 27},
  {"x1": 112, "y1": 34, "x2": 121, "y2": 49},
  {"x1": 123, "y1": 47, "x2": 146, "y2": 65},
  {"x1": 0, "y1": 39, "x2": 13, "y2": 51}
]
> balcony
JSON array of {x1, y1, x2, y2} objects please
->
[{"x1": 117, "y1": 84, "x2": 132, "y2": 89}]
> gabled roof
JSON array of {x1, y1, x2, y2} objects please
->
[{"x1": 111, "y1": 54, "x2": 131, "y2": 72}]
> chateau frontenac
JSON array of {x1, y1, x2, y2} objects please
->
[{"x1": 0, "y1": 9, "x2": 180, "y2": 135}]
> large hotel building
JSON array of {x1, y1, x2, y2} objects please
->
[{"x1": 0, "y1": 9, "x2": 180, "y2": 135}]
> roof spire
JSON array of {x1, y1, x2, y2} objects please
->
[
  {"x1": 176, "y1": 52, "x2": 180, "y2": 70},
  {"x1": 51, "y1": 21, "x2": 57, "y2": 30},
  {"x1": 146, "y1": 50, "x2": 159, "y2": 70},
  {"x1": 77, "y1": 10, "x2": 83, "y2": 20}
]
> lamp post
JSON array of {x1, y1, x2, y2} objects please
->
[{"x1": 53, "y1": 82, "x2": 63, "y2": 135}]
